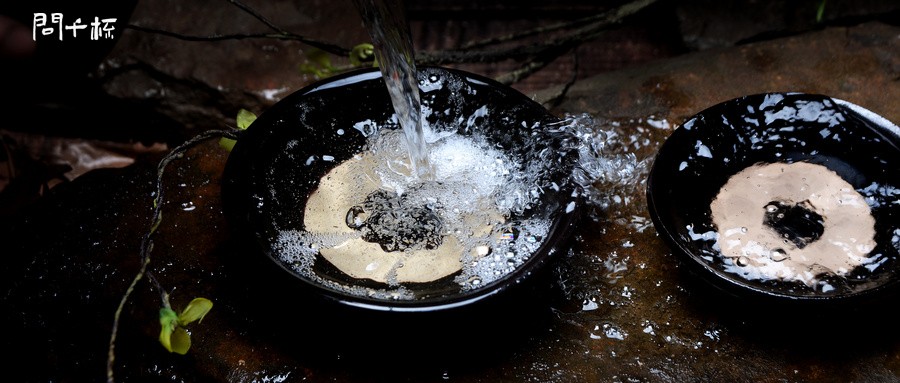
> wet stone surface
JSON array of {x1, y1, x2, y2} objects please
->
[{"x1": 3, "y1": 20, "x2": 900, "y2": 383}]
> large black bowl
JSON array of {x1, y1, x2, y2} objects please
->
[
  {"x1": 647, "y1": 93, "x2": 900, "y2": 306},
  {"x1": 223, "y1": 67, "x2": 580, "y2": 314}
]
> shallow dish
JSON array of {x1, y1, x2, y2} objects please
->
[
  {"x1": 647, "y1": 93, "x2": 900, "y2": 304},
  {"x1": 223, "y1": 67, "x2": 580, "y2": 312}
]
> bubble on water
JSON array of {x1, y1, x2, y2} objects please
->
[
  {"x1": 770, "y1": 248, "x2": 788, "y2": 262},
  {"x1": 646, "y1": 116, "x2": 670, "y2": 130},
  {"x1": 695, "y1": 140, "x2": 713, "y2": 158},
  {"x1": 592, "y1": 322, "x2": 626, "y2": 341},
  {"x1": 274, "y1": 229, "x2": 421, "y2": 299},
  {"x1": 582, "y1": 298, "x2": 599, "y2": 311},
  {"x1": 353, "y1": 119, "x2": 379, "y2": 137},
  {"x1": 180, "y1": 201, "x2": 196, "y2": 211}
]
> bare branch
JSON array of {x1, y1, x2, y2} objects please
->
[
  {"x1": 542, "y1": 51, "x2": 581, "y2": 109},
  {"x1": 227, "y1": 0, "x2": 286, "y2": 34},
  {"x1": 125, "y1": 24, "x2": 351, "y2": 56},
  {"x1": 417, "y1": 0, "x2": 658, "y2": 66},
  {"x1": 461, "y1": 0, "x2": 658, "y2": 50}
]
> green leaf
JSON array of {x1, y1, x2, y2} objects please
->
[
  {"x1": 299, "y1": 48, "x2": 337, "y2": 79},
  {"x1": 306, "y1": 48, "x2": 332, "y2": 69},
  {"x1": 220, "y1": 109, "x2": 257, "y2": 151},
  {"x1": 169, "y1": 327, "x2": 192, "y2": 355},
  {"x1": 349, "y1": 43, "x2": 375, "y2": 67},
  {"x1": 178, "y1": 297, "x2": 213, "y2": 325},
  {"x1": 219, "y1": 138, "x2": 237, "y2": 152},
  {"x1": 159, "y1": 298, "x2": 212, "y2": 354},
  {"x1": 236, "y1": 109, "x2": 257, "y2": 130},
  {"x1": 816, "y1": 0, "x2": 827, "y2": 23},
  {"x1": 158, "y1": 307, "x2": 179, "y2": 352}
]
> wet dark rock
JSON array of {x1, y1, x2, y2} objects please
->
[{"x1": 354, "y1": 189, "x2": 444, "y2": 252}]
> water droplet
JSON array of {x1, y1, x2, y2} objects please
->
[
  {"x1": 180, "y1": 201, "x2": 196, "y2": 211},
  {"x1": 345, "y1": 206, "x2": 367, "y2": 229},
  {"x1": 736, "y1": 256, "x2": 750, "y2": 266},
  {"x1": 766, "y1": 204, "x2": 779, "y2": 213},
  {"x1": 740, "y1": 227, "x2": 748, "y2": 233},
  {"x1": 770, "y1": 248, "x2": 788, "y2": 262},
  {"x1": 336, "y1": 129, "x2": 345, "y2": 135}
]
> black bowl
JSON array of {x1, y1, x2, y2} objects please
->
[
  {"x1": 223, "y1": 67, "x2": 580, "y2": 314},
  {"x1": 647, "y1": 92, "x2": 900, "y2": 306}
]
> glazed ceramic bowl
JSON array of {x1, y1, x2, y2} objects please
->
[
  {"x1": 223, "y1": 67, "x2": 580, "y2": 313},
  {"x1": 647, "y1": 93, "x2": 900, "y2": 305}
]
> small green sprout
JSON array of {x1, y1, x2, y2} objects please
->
[
  {"x1": 299, "y1": 48, "x2": 338, "y2": 78},
  {"x1": 300, "y1": 43, "x2": 378, "y2": 79},
  {"x1": 219, "y1": 109, "x2": 256, "y2": 151},
  {"x1": 349, "y1": 43, "x2": 376, "y2": 67},
  {"x1": 159, "y1": 297, "x2": 213, "y2": 355}
]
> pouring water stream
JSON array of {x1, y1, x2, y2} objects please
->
[{"x1": 353, "y1": 0, "x2": 432, "y2": 179}]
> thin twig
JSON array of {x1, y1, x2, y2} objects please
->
[
  {"x1": 461, "y1": 0, "x2": 657, "y2": 50},
  {"x1": 545, "y1": 50, "x2": 581, "y2": 109},
  {"x1": 227, "y1": 0, "x2": 286, "y2": 34},
  {"x1": 494, "y1": 42, "x2": 570, "y2": 85},
  {"x1": 417, "y1": 0, "x2": 658, "y2": 66},
  {"x1": 126, "y1": 24, "x2": 351, "y2": 56},
  {"x1": 106, "y1": 129, "x2": 241, "y2": 383}
]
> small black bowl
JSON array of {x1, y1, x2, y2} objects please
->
[
  {"x1": 647, "y1": 92, "x2": 900, "y2": 307},
  {"x1": 223, "y1": 67, "x2": 580, "y2": 316}
]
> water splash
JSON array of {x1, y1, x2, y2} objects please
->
[{"x1": 555, "y1": 113, "x2": 651, "y2": 214}]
